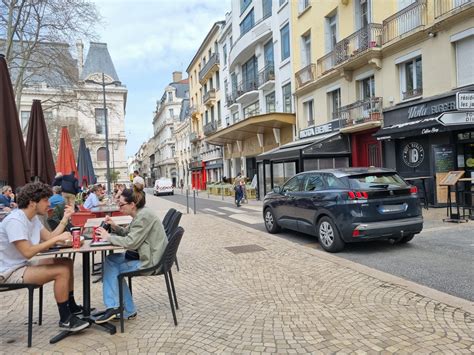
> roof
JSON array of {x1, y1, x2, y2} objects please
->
[
  {"x1": 171, "y1": 82, "x2": 189, "y2": 99},
  {"x1": 80, "y1": 42, "x2": 120, "y2": 82},
  {"x1": 179, "y1": 99, "x2": 190, "y2": 122}
]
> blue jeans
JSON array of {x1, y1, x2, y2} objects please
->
[{"x1": 103, "y1": 253, "x2": 141, "y2": 316}]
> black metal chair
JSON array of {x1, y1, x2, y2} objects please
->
[
  {"x1": 0, "y1": 283, "x2": 43, "y2": 347},
  {"x1": 164, "y1": 211, "x2": 182, "y2": 271},
  {"x1": 162, "y1": 208, "x2": 177, "y2": 230},
  {"x1": 118, "y1": 226, "x2": 184, "y2": 333}
]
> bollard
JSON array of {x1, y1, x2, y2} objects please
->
[
  {"x1": 186, "y1": 189, "x2": 190, "y2": 214},
  {"x1": 222, "y1": 186, "x2": 224, "y2": 201},
  {"x1": 193, "y1": 190, "x2": 196, "y2": 215}
]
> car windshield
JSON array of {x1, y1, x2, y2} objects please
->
[{"x1": 347, "y1": 173, "x2": 408, "y2": 189}]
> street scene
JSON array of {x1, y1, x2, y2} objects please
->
[{"x1": 1, "y1": 0, "x2": 474, "y2": 353}]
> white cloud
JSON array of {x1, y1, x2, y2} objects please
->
[{"x1": 91, "y1": 0, "x2": 231, "y2": 156}]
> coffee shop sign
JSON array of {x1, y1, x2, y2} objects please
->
[{"x1": 408, "y1": 101, "x2": 456, "y2": 119}]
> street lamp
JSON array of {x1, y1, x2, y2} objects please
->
[{"x1": 85, "y1": 73, "x2": 121, "y2": 194}]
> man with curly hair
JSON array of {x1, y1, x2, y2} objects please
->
[{"x1": 0, "y1": 182, "x2": 89, "y2": 332}]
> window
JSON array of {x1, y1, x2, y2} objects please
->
[
  {"x1": 167, "y1": 92, "x2": 173, "y2": 102},
  {"x1": 264, "y1": 40, "x2": 274, "y2": 66},
  {"x1": 223, "y1": 44, "x2": 227, "y2": 66},
  {"x1": 356, "y1": 0, "x2": 370, "y2": 29},
  {"x1": 324, "y1": 174, "x2": 347, "y2": 189},
  {"x1": 360, "y1": 76, "x2": 375, "y2": 100},
  {"x1": 242, "y1": 56, "x2": 257, "y2": 90},
  {"x1": 20, "y1": 111, "x2": 30, "y2": 131},
  {"x1": 303, "y1": 99, "x2": 314, "y2": 125},
  {"x1": 216, "y1": 71, "x2": 220, "y2": 90},
  {"x1": 97, "y1": 147, "x2": 107, "y2": 161},
  {"x1": 240, "y1": 0, "x2": 252, "y2": 14},
  {"x1": 282, "y1": 83, "x2": 292, "y2": 112},
  {"x1": 44, "y1": 111, "x2": 53, "y2": 120},
  {"x1": 266, "y1": 92, "x2": 275, "y2": 113},
  {"x1": 304, "y1": 174, "x2": 325, "y2": 192},
  {"x1": 400, "y1": 56, "x2": 422, "y2": 100},
  {"x1": 282, "y1": 175, "x2": 304, "y2": 193},
  {"x1": 301, "y1": 32, "x2": 311, "y2": 67},
  {"x1": 328, "y1": 89, "x2": 341, "y2": 120},
  {"x1": 262, "y1": 0, "x2": 272, "y2": 19},
  {"x1": 211, "y1": 106, "x2": 215, "y2": 122},
  {"x1": 455, "y1": 35, "x2": 474, "y2": 87},
  {"x1": 240, "y1": 8, "x2": 255, "y2": 36},
  {"x1": 279, "y1": 0, "x2": 287, "y2": 6},
  {"x1": 299, "y1": 0, "x2": 311, "y2": 14},
  {"x1": 232, "y1": 111, "x2": 239, "y2": 123},
  {"x1": 217, "y1": 101, "x2": 222, "y2": 123},
  {"x1": 326, "y1": 13, "x2": 338, "y2": 52},
  {"x1": 95, "y1": 108, "x2": 107, "y2": 134},
  {"x1": 243, "y1": 101, "x2": 259, "y2": 119},
  {"x1": 280, "y1": 23, "x2": 290, "y2": 60},
  {"x1": 169, "y1": 108, "x2": 174, "y2": 117}
]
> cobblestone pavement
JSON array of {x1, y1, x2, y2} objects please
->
[{"x1": 0, "y1": 196, "x2": 473, "y2": 353}]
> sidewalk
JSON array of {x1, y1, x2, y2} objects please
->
[{"x1": 0, "y1": 196, "x2": 472, "y2": 353}]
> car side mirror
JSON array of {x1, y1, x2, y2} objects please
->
[{"x1": 272, "y1": 186, "x2": 281, "y2": 193}]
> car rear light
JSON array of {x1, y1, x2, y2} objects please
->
[
  {"x1": 352, "y1": 229, "x2": 360, "y2": 237},
  {"x1": 347, "y1": 191, "x2": 369, "y2": 200},
  {"x1": 410, "y1": 186, "x2": 418, "y2": 195}
]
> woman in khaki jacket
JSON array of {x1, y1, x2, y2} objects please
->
[{"x1": 94, "y1": 183, "x2": 168, "y2": 323}]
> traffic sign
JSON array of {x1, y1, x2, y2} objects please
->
[{"x1": 437, "y1": 112, "x2": 474, "y2": 126}]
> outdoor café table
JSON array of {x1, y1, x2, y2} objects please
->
[
  {"x1": 89, "y1": 205, "x2": 120, "y2": 216},
  {"x1": 39, "y1": 240, "x2": 123, "y2": 343},
  {"x1": 404, "y1": 176, "x2": 433, "y2": 210},
  {"x1": 84, "y1": 215, "x2": 133, "y2": 228}
]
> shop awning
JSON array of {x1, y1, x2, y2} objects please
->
[
  {"x1": 257, "y1": 132, "x2": 346, "y2": 162},
  {"x1": 373, "y1": 116, "x2": 473, "y2": 140}
]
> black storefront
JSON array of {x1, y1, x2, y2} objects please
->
[
  {"x1": 255, "y1": 121, "x2": 351, "y2": 199},
  {"x1": 374, "y1": 89, "x2": 474, "y2": 206}
]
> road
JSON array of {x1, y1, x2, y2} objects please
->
[{"x1": 151, "y1": 191, "x2": 474, "y2": 302}]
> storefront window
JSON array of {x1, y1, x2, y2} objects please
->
[
  {"x1": 272, "y1": 162, "x2": 296, "y2": 187},
  {"x1": 265, "y1": 163, "x2": 272, "y2": 193}
]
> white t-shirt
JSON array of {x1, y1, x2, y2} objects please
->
[
  {"x1": 84, "y1": 193, "x2": 100, "y2": 209},
  {"x1": 133, "y1": 176, "x2": 145, "y2": 186},
  {"x1": 0, "y1": 209, "x2": 44, "y2": 273}
]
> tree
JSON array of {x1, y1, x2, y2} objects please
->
[
  {"x1": 0, "y1": 0, "x2": 101, "y2": 106},
  {"x1": 110, "y1": 170, "x2": 120, "y2": 184}
]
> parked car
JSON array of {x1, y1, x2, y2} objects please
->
[
  {"x1": 154, "y1": 178, "x2": 174, "y2": 196},
  {"x1": 262, "y1": 168, "x2": 423, "y2": 252}
]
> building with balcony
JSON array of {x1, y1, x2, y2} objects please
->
[
  {"x1": 187, "y1": 21, "x2": 225, "y2": 189},
  {"x1": 204, "y1": 0, "x2": 296, "y2": 193},
  {"x1": 174, "y1": 98, "x2": 192, "y2": 189},
  {"x1": 288, "y1": 0, "x2": 473, "y2": 206},
  {"x1": 151, "y1": 71, "x2": 189, "y2": 187}
]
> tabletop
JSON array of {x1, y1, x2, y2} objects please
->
[
  {"x1": 84, "y1": 215, "x2": 133, "y2": 228},
  {"x1": 40, "y1": 239, "x2": 123, "y2": 256},
  {"x1": 404, "y1": 176, "x2": 433, "y2": 180},
  {"x1": 89, "y1": 205, "x2": 120, "y2": 213}
]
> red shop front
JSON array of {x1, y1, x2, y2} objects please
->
[
  {"x1": 350, "y1": 128, "x2": 382, "y2": 167},
  {"x1": 190, "y1": 160, "x2": 207, "y2": 190}
]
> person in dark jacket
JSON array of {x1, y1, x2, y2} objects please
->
[
  {"x1": 60, "y1": 171, "x2": 79, "y2": 207},
  {"x1": 52, "y1": 172, "x2": 63, "y2": 187}
]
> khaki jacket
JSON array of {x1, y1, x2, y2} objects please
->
[{"x1": 110, "y1": 207, "x2": 168, "y2": 272}]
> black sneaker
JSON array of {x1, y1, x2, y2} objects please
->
[
  {"x1": 59, "y1": 315, "x2": 89, "y2": 332},
  {"x1": 70, "y1": 304, "x2": 84, "y2": 315},
  {"x1": 94, "y1": 308, "x2": 119, "y2": 324},
  {"x1": 112, "y1": 312, "x2": 137, "y2": 321}
]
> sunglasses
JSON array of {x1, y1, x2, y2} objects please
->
[{"x1": 118, "y1": 202, "x2": 130, "y2": 207}]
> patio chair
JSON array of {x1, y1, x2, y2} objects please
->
[
  {"x1": 117, "y1": 226, "x2": 184, "y2": 333},
  {"x1": 0, "y1": 284, "x2": 43, "y2": 347},
  {"x1": 162, "y1": 208, "x2": 177, "y2": 229},
  {"x1": 164, "y1": 211, "x2": 182, "y2": 271}
]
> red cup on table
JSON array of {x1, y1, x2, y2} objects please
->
[
  {"x1": 92, "y1": 226, "x2": 100, "y2": 242},
  {"x1": 71, "y1": 227, "x2": 81, "y2": 248}
]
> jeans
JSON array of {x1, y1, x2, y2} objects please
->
[{"x1": 103, "y1": 253, "x2": 141, "y2": 316}]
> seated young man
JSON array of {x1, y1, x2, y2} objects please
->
[
  {"x1": 83, "y1": 185, "x2": 105, "y2": 210},
  {"x1": 0, "y1": 182, "x2": 88, "y2": 332}
]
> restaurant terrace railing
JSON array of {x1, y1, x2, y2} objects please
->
[
  {"x1": 317, "y1": 24, "x2": 383, "y2": 75},
  {"x1": 257, "y1": 63, "x2": 275, "y2": 87},
  {"x1": 295, "y1": 63, "x2": 317, "y2": 89},
  {"x1": 203, "y1": 121, "x2": 217, "y2": 136},
  {"x1": 199, "y1": 53, "x2": 219, "y2": 83},
  {"x1": 434, "y1": 0, "x2": 473, "y2": 18},
  {"x1": 334, "y1": 97, "x2": 383, "y2": 129},
  {"x1": 382, "y1": 0, "x2": 427, "y2": 44}
]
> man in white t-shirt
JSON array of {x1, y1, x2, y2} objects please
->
[
  {"x1": 83, "y1": 185, "x2": 105, "y2": 209},
  {"x1": 132, "y1": 170, "x2": 145, "y2": 187},
  {"x1": 0, "y1": 182, "x2": 89, "y2": 332}
]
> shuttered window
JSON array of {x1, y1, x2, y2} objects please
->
[{"x1": 456, "y1": 35, "x2": 474, "y2": 87}]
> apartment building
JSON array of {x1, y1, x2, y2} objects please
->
[
  {"x1": 174, "y1": 98, "x2": 192, "y2": 189},
  {"x1": 204, "y1": 0, "x2": 296, "y2": 194},
  {"x1": 187, "y1": 21, "x2": 225, "y2": 190},
  {"x1": 282, "y1": 0, "x2": 473, "y2": 206},
  {"x1": 151, "y1": 72, "x2": 189, "y2": 187}
]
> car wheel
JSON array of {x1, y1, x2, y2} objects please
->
[
  {"x1": 397, "y1": 234, "x2": 415, "y2": 244},
  {"x1": 264, "y1": 208, "x2": 281, "y2": 234},
  {"x1": 317, "y1": 216, "x2": 345, "y2": 252}
]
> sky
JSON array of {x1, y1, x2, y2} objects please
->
[{"x1": 93, "y1": 0, "x2": 231, "y2": 157}]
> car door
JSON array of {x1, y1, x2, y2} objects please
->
[
  {"x1": 273, "y1": 175, "x2": 304, "y2": 231},
  {"x1": 295, "y1": 173, "x2": 327, "y2": 236}
]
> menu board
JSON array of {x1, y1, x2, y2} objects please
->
[
  {"x1": 433, "y1": 145, "x2": 455, "y2": 173},
  {"x1": 439, "y1": 171, "x2": 465, "y2": 186}
]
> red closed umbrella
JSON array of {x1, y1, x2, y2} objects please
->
[
  {"x1": 0, "y1": 54, "x2": 31, "y2": 189},
  {"x1": 26, "y1": 100, "x2": 56, "y2": 183},
  {"x1": 55, "y1": 126, "x2": 77, "y2": 177}
]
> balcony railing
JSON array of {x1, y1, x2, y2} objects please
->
[
  {"x1": 203, "y1": 89, "x2": 216, "y2": 106},
  {"x1": 402, "y1": 87, "x2": 423, "y2": 100},
  {"x1": 435, "y1": 0, "x2": 472, "y2": 18},
  {"x1": 295, "y1": 63, "x2": 317, "y2": 89},
  {"x1": 203, "y1": 121, "x2": 217, "y2": 136},
  {"x1": 226, "y1": 93, "x2": 238, "y2": 106},
  {"x1": 334, "y1": 97, "x2": 383, "y2": 128},
  {"x1": 189, "y1": 105, "x2": 201, "y2": 117},
  {"x1": 382, "y1": 0, "x2": 427, "y2": 44},
  {"x1": 189, "y1": 131, "x2": 200, "y2": 143},
  {"x1": 317, "y1": 24, "x2": 383, "y2": 75},
  {"x1": 257, "y1": 63, "x2": 275, "y2": 87},
  {"x1": 237, "y1": 78, "x2": 258, "y2": 98},
  {"x1": 199, "y1": 53, "x2": 220, "y2": 83},
  {"x1": 243, "y1": 108, "x2": 260, "y2": 119}
]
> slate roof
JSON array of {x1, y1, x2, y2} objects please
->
[
  {"x1": 80, "y1": 42, "x2": 120, "y2": 82},
  {"x1": 179, "y1": 98, "x2": 190, "y2": 122}
]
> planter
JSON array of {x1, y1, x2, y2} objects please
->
[{"x1": 370, "y1": 112, "x2": 381, "y2": 121}]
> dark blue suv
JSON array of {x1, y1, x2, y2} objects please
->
[{"x1": 263, "y1": 168, "x2": 423, "y2": 252}]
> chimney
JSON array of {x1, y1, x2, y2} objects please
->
[
  {"x1": 76, "y1": 40, "x2": 84, "y2": 76},
  {"x1": 172, "y1": 71, "x2": 182, "y2": 83}
]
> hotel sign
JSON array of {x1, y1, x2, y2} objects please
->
[{"x1": 298, "y1": 121, "x2": 339, "y2": 139}]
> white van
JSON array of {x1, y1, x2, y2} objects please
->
[{"x1": 154, "y1": 178, "x2": 174, "y2": 196}]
